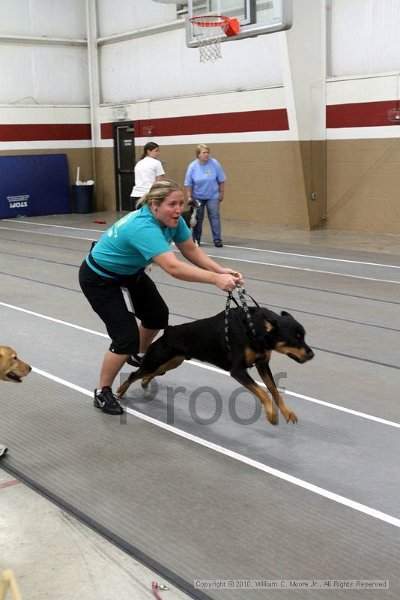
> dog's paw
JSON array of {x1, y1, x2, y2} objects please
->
[
  {"x1": 116, "y1": 384, "x2": 127, "y2": 398},
  {"x1": 141, "y1": 377, "x2": 151, "y2": 389},
  {"x1": 286, "y1": 411, "x2": 298, "y2": 424}
]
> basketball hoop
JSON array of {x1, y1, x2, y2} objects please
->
[{"x1": 189, "y1": 15, "x2": 240, "y2": 63}]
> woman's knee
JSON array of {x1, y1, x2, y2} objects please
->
[
  {"x1": 142, "y1": 303, "x2": 169, "y2": 330},
  {"x1": 106, "y1": 316, "x2": 140, "y2": 355}
]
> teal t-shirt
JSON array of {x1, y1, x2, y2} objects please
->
[{"x1": 86, "y1": 205, "x2": 191, "y2": 277}]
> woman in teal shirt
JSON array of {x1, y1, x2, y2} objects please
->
[{"x1": 79, "y1": 179, "x2": 242, "y2": 415}]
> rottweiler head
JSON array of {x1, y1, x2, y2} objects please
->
[
  {"x1": 0, "y1": 346, "x2": 32, "y2": 383},
  {"x1": 264, "y1": 310, "x2": 314, "y2": 363}
]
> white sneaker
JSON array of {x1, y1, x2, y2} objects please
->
[{"x1": 0, "y1": 444, "x2": 8, "y2": 458}]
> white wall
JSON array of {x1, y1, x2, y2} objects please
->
[
  {"x1": 97, "y1": 0, "x2": 177, "y2": 35},
  {"x1": 0, "y1": 0, "x2": 88, "y2": 105},
  {"x1": 0, "y1": 0, "x2": 86, "y2": 37},
  {"x1": 0, "y1": 0, "x2": 399, "y2": 121},
  {"x1": 0, "y1": 45, "x2": 88, "y2": 104},
  {"x1": 328, "y1": 0, "x2": 400, "y2": 76},
  {"x1": 99, "y1": 0, "x2": 400, "y2": 112},
  {"x1": 100, "y1": 28, "x2": 282, "y2": 103}
]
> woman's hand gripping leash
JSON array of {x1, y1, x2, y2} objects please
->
[{"x1": 216, "y1": 270, "x2": 244, "y2": 293}]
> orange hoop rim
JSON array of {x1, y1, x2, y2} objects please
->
[{"x1": 189, "y1": 14, "x2": 230, "y2": 28}]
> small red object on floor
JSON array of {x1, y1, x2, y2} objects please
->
[
  {"x1": 93, "y1": 220, "x2": 106, "y2": 224},
  {"x1": 152, "y1": 581, "x2": 168, "y2": 599}
]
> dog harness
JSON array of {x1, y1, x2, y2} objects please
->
[{"x1": 224, "y1": 286, "x2": 260, "y2": 351}]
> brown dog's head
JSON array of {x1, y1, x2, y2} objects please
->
[{"x1": 0, "y1": 346, "x2": 32, "y2": 383}]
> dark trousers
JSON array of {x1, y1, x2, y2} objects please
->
[
  {"x1": 79, "y1": 260, "x2": 168, "y2": 355},
  {"x1": 192, "y1": 198, "x2": 222, "y2": 243}
]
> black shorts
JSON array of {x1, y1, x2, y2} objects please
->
[{"x1": 79, "y1": 260, "x2": 168, "y2": 355}]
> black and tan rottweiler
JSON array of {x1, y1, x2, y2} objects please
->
[{"x1": 117, "y1": 307, "x2": 314, "y2": 426}]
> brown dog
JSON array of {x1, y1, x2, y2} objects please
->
[
  {"x1": 0, "y1": 346, "x2": 32, "y2": 383},
  {"x1": 0, "y1": 345, "x2": 31, "y2": 457}
]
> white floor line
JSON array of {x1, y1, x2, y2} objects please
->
[
  {"x1": 2, "y1": 219, "x2": 105, "y2": 233},
  {"x1": 33, "y1": 367, "x2": 93, "y2": 396},
  {"x1": 31, "y1": 365, "x2": 400, "y2": 529},
  {"x1": 2, "y1": 300, "x2": 399, "y2": 429},
  {"x1": 187, "y1": 360, "x2": 400, "y2": 429},
  {"x1": 222, "y1": 244, "x2": 400, "y2": 269},
  {"x1": 0, "y1": 225, "x2": 96, "y2": 241},
  {"x1": 2, "y1": 220, "x2": 399, "y2": 273},
  {"x1": 0, "y1": 301, "x2": 108, "y2": 337},
  {"x1": 203, "y1": 254, "x2": 400, "y2": 285},
  {"x1": 2, "y1": 228, "x2": 396, "y2": 281}
]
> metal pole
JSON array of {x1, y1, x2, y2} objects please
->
[{"x1": 85, "y1": 0, "x2": 100, "y2": 199}]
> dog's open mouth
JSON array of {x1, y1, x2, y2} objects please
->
[{"x1": 6, "y1": 371, "x2": 22, "y2": 383}]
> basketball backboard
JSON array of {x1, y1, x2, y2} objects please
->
[{"x1": 186, "y1": 0, "x2": 293, "y2": 48}]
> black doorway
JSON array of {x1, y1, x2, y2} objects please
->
[{"x1": 113, "y1": 121, "x2": 135, "y2": 211}]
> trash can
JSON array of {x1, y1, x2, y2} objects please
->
[{"x1": 72, "y1": 184, "x2": 93, "y2": 214}]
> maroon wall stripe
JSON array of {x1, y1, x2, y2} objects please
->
[
  {"x1": 327, "y1": 100, "x2": 399, "y2": 128},
  {"x1": 101, "y1": 109, "x2": 289, "y2": 139},
  {"x1": 0, "y1": 124, "x2": 91, "y2": 141},
  {"x1": 140, "y1": 109, "x2": 289, "y2": 136},
  {"x1": 101, "y1": 122, "x2": 113, "y2": 139},
  {"x1": 1, "y1": 101, "x2": 398, "y2": 143}
]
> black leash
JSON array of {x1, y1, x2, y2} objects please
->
[{"x1": 224, "y1": 285, "x2": 260, "y2": 350}]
